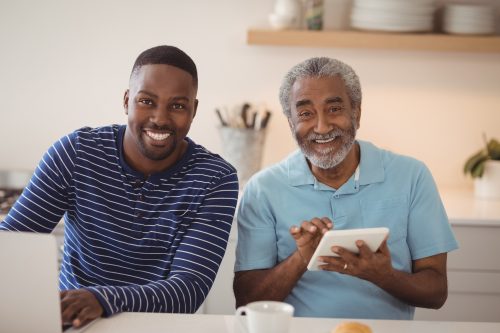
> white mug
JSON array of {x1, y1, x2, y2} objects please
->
[{"x1": 235, "y1": 301, "x2": 294, "y2": 333}]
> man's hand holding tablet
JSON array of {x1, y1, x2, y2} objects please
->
[{"x1": 304, "y1": 227, "x2": 395, "y2": 287}]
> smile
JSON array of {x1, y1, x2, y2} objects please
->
[
  {"x1": 314, "y1": 137, "x2": 335, "y2": 144},
  {"x1": 145, "y1": 130, "x2": 171, "y2": 141}
]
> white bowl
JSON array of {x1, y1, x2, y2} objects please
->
[
  {"x1": 269, "y1": 13, "x2": 296, "y2": 30},
  {"x1": 444, "y1": 4, "x2": 493, "y2": 17}
]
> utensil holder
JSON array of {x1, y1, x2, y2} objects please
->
[{"x1": 218, "y1": 127, "x2": 267, "y2": 189}]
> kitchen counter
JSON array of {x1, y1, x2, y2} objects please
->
[
  {"x1": 77, "y1": 313, "x2": 500, "y2": 333},
  {"x1": 440, "y1": 187, "x2": 500, "y2": 227}
]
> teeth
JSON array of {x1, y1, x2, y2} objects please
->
[
  {"x1": 315, "y1": 137, "x2": 334, "y2": 144},
  {"x1": 146, "y1": 131, "x2": 170, "y2": 141}
]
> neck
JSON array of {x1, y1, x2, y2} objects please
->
[
  {"x1": 309, "y1": 142, "x2": 360, "y2": 189},
  {"x1": 138, "y1": 141, "x2": 188, "y2": 176},
  {"x1": 123, "y1": 130, "x2": 188, "y2": 176}
]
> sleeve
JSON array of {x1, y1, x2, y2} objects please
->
[
  {"x1": 86, "y1": 170, "x2": 239, "y2": 316},
  {"x1": 0, "y1": 133, "x2": 76, "y2": 232},
  {"x1": 234, "y1": 175, "x2": 278, "y2": 272},
  {"x1": 407, "y1": 163, "x2": 459, "y2": 260}
]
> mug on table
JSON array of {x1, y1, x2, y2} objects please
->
[{"x1": 235, "y1": 301, "x2": 294, "y2": 333}]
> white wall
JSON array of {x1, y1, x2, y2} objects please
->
[{"x1": 1, "y1": 0, "x2": 499, "y2": 189}]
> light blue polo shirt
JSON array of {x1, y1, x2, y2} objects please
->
[{"x1": 235, "y1": 140, "x2": 458, "y2": 320}]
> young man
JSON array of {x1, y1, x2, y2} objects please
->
[
  {"x1": 234, "y1": 57, "x2": 458, "y2": 320},
  {"x1": 0, "y1": 45, "x2": 239, "y2": 327}
]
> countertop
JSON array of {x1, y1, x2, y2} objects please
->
[
  {"x1": 74, "y1": 313, "x2": 500, "y2": 333},
  {"x1": 439, "y1": 187, "x2": 500, "y2": 227}
]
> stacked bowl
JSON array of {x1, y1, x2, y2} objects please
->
[
  {"x1": 350, "y1": 0, "x2": 436, "y2": 32},
  {"x1": 443, "y1": 4, "x2": 495, "y2": 35}
]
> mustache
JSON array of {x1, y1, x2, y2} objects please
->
[{"x1": 306, "y1": 128, "x2": 348, "y2": 141}]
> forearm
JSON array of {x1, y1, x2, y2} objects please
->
[
  {"x1": 376, "y1": 267, "x2": 448, "y2": 309},
  {"x1": 234, "y1": 250, "x2": 307, "y2": 307},
  {"x1": 87, "y1": 276, "x2": 206, "y2": 316}
]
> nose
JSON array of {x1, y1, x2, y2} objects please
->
[
  {"x1": 314, "y1": 112, "x2": 332, "y2": 134},
  {"x1": 149, "y1": 106, "x2": 171, "y2": 126}
]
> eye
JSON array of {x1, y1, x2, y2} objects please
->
[
  {"x1": 298, "y1": 110, "x2": 313, "y2": 119},
  {"x1": 328, "y1": 105, "x2": 343, "y2": 113},
  {"x1": 172, "y1": 103, "x2": 186, "y2": 110},
  {"x1": 138, "y1": 99, "x2": 153, "y2": 105}
]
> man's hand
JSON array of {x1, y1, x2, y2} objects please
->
[
  {"x1": 318, "y1": 238, "x2": 394, "y2": 287},
  {"x1": 290, "y1": 217, "x2": 333, "y2": 264},
  {"x1": 60, "y1": 289, "x2": 103, "y2": 328}
]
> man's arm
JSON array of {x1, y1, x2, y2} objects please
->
[
  {"x1": 234, "y1": 251, "x2": 306, "y2": 307},
  {"x1": 0, "y1": 134, "x2": 75, "y2": 231},
  {"x1": 382, "y1": 253, "x2": 448, "y2": 308},
  {"x1": 234, "y1": 218, "x2": 332, "y2": 307},
  {"x1": 77, "y1": 171, "x2": 239, "y2": 318}
]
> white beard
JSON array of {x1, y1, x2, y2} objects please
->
[{"x1": 294, "y1": 125, "x2": 357, "y2": 170}]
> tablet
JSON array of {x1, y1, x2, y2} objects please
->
[{"x1": 307, "y1": 227, "x2": 389, "y2": 271}]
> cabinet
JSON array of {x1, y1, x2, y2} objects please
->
[
  {"x1": 414, "y1": 189, "x2": 500, "y2": 322},
  {"x1": 247, "y1": 29, "x2": 500, "y2": 53},
  {"x1": 414, "y1": 224, "x2": 500, "y2": 322}
]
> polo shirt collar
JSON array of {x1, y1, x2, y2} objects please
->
[{"x1": 287, "y1": 140, "x2": 385, "y2": 187}]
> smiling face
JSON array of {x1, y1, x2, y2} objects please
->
[
  {"x1": 289, "y1": 75, "x2": 360, "y2": 170},
  {"x1": 123, "y1": 64, "x2": 198, "y2": 174}
]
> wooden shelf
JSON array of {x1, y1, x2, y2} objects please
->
[{"x1": 247, "y1": 29, "x2": 500, "y2": 53}]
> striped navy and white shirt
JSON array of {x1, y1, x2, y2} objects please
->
[{"x1": 0, "y1": 125, "x2": 239, "y2": 316}]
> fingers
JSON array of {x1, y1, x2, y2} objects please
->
[
  {"x1": 59, "y1": 289, "x2": 103, "y2": 328},
  {"x1": 310, "y1": 217, "x2": 333, "y2": 234},
  {"x1": 318, "y1": 257, "x2": 345, "y2": 271},
  {"x1": 73, "y1": 306, "x2": 99, "y2": 328},
  {"x1": 355, "y1": 240, "x2": 374, "y2": 258},
  {"x1": 290, "y1": 225, "x2": 302, "y2": 239},
  {"x1": 289, "y1": 221, "x2": 319, "y2": 240},
  {"x1": 377, "y1": 238, "x2": 390, "y2": 256},
  {"x1": 289, "y1": 217, "x2": 333, "y2": 238}
]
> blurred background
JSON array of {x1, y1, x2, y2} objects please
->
[
  {"x1": 0, "y1": 0, "x2": 499, "y2": 188},
  {"x1": 1, "y1": 0, "x2": 500, "y2": 322}
]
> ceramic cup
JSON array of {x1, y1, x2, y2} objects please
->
[{"x1": 235, "y1": 301, "x2": 294, "y2": 333}]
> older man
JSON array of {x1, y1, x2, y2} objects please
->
[{"x1": 233, "y1": 57, "x2": 457, "y2": 319}]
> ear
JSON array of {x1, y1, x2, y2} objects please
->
[
  {"x1": 123, "y1": 89, "x2": 130, "y2": 115},
  {"x1": 355, "y1": 106, "x2": 361, "y2": 129},
  {"x1": 287, "y1": 116, "x2": 294, "y2": 131},
  {"x1": 193, "y1": 99, "x2": 198, "y2": 119}
]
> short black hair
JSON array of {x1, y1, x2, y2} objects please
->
[{"x1": 131, "y1": 45, "x2": 198, "y2": 87}]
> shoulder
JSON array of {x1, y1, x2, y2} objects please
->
[
  {"x1": 243, "y1": 151, "x2": 296, "y2": 196},
  {"x1": 363, "y1": 141, "x2": 429, "y2": 176},
  {"x1": 187, "y1": 139, "x2": 237, "y2": 177},
  {"x1": 360, "y1": 141, "x2": 435, "y2": 195},
  {"x1": 66, "y1": 125, "x2": 120, "y2": 153},
  {"x1": 70, "y1": 125, "x2": 119, "y2": 143}
]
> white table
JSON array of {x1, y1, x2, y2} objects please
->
[{"x1": 82, "y1": 313, "x2": 500, "y2": 333}]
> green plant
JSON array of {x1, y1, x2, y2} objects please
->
[{"x1": 464, "y1": 136, "x2": 500, "y2": 178}]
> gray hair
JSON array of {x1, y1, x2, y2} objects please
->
[{"x1": 279, "y1": 57, "x2": 362, "y2": 118}]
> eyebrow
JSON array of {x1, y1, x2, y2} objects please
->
[
  {"x1": 136, "y1": 91, "x2": 190, "y2": 102},
  {"x1": 295, "y1": 96, "x2": 344, "y2": 108},
  {"x1": 325, "y1": 96, "x2": 344, "y2": 104},
  {"x1": 136, "y1": 90, "x2": 158, "y2": 99},
  {"x1": 295, "y1": 99, "x2": 312, "y2": 108}
]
